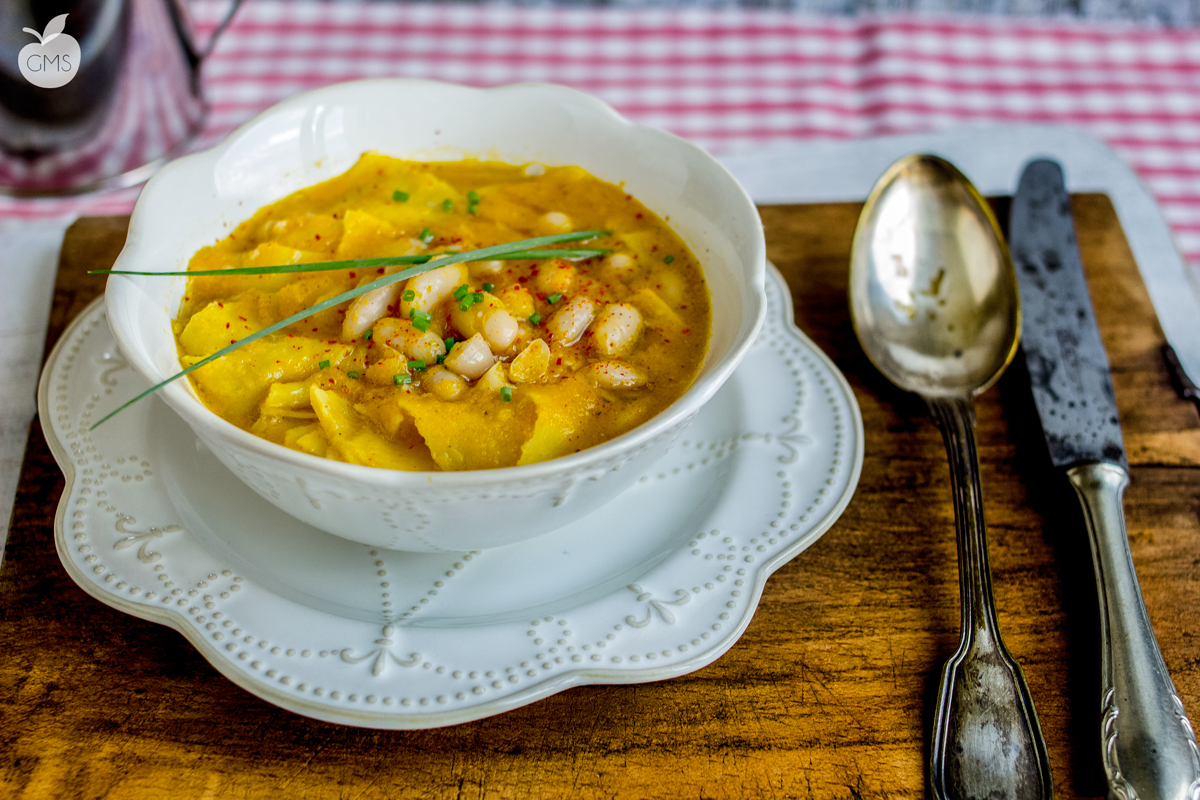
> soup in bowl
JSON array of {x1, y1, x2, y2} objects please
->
[{"x1": 105, "y1": 79, "x2": 765, "y2": 551}]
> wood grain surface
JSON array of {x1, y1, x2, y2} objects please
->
[{"x1": 2, "y1": 199, "x2": 1198, "y2": 799}]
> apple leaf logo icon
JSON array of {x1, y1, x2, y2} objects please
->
[{"x1": 18, "y1": 14, "x2": 81, "y2": 89}]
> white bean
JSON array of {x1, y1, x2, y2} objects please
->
[
  {"x1": 605, "y1": 253, "x2": 636, "y2": 281},
  {"x1": 542, "y1": 211, "x2": 571, "y2": 231},
  {"x1": 373, "y1": 317, "x2": 447, "y2": 363},
  {"x1": 475, "y1": 362, "x2": 510, "y2": 393},
  {"x1": 592, "y1": 303, "x2": 643, "y2": 357},
  {"x1": 400, "y1": 262, "x2": 469, "y2": 315},
  {"x1": 589, "y1": 361, "x2": 647, "y2": 389},
  {"x1": 451, "y1": 294, "x2": 504, "y2": 340},
  {"x1": 545, "y1": 296, "x2": 595, "y2": 345},
  {"x1": 534, "y1": 261, "x2": 575, "y2": 296},
  {"x1": 509, "y1": 339, "x2": 550, "y2": 384},
  {"x1": 342, "y1": 283, "x2": 400, "y2": 340},
  {"x1": 444, "y1": 334, "x2": 495, "y2": 379},
  {"x1": 422, "y1": 366, "x2": 467, "y2": 400},
  {"x1": 468, "y1": 260, "x2": 503, "y2": 278},
  {"x1": 653, "y1": 270, "x2": 686, "y2": 308},
  {"x1": 481, "y1": 308, "x2": 519, "y2": 351}
]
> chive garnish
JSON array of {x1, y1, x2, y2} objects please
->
[
  {"x1": 408, "y1": 359, "x2": 426, "y2": 370},
  {"x1": 452, "y1": 284, "x2": 469, "y2": 301},
  {"x1": 441, "y1": 199, "x2": 453, "y2": 211},
  {"x1": 467, "y1": 190, "x2": 480, "y2": 204},
  {"x1": 89, "y1": 230, "x2": 609, "y2": 430},
  {"x1": 436, "y1": 355, "x2": 445, "y2": 364},
  {"x1": 402, "y1": 289, "x2": 415, "y2": 301},
  {"x1": 547, "y1": 293, "x2": 562, "y2": 304},
  {"x1": 393, "y1": 190, "x2": 409, "y2": 202},
  {"x1": 419, "y1": 228, "x2": 434, "y2": 244},
  {"x1": 393, "y1": 373, "x2": 411, "y2": 385},
  {"x1": 482, "y1": 282, "x2": 494, "y2": 292},
  {"x1": 663, "y1": 255, "x2": 675, "y2": 264},
  {"x1": 529, "y1": 312, "x2": 542, "y2": 325},
  {"x1": 91, "y1": 249, "x2": 612, "y2": 277},
  {"x1": 409, "y1": 309, "x2": 432, "y2": 332},
  {"x1": 363, "y1": 329, "x2": 373, "y2": 340},
  {"x1": 347, "y1": 370, "x2": 360, "y2": 379},
  {"x1": 318, "y1": 360, "x2": 330, "y2": 369},
  {"x1": 459, "y1": 292, "x2": 484, "y2": 312},
  {"x1": 444, "y1": 336, "x2": 456, "y2": 350},
  {"x1": 500, "y1": 386, "x2": 513, "y2": 402}
]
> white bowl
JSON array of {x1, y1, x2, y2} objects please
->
[{"x1": 105, "y1": 79, "x2": 766, "y2": 552}]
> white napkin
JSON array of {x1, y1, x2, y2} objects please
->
[{"x1": 0, "y1": 217, "x2": 71, "y2": 565}]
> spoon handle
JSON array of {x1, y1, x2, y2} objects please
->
[{"x1": 927, "y1": 396, "x2": 1054, "y2": 800}]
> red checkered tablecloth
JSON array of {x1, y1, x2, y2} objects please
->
[{"x1": 7, "y1": 1, "x2": 1200, "y2": 266}]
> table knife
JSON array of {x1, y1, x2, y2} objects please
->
[{"x1": 1010, "y1": 159, "x2": 1200, "y2": 800}]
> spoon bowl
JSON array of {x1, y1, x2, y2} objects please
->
[
  {"x1": 850, "y1": 154, "x2": 1052, "y2": 800},
  {"x1": 849, "y1": 154, "x2": 1020, "y2": 397}
]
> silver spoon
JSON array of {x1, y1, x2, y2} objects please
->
[{"x1": 849, "y1": 154, "x2": 1053, "y2": 800}]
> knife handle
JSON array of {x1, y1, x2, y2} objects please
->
[{"x1": 1066, "y1": 462, "x2": 1200, "y2": 800}]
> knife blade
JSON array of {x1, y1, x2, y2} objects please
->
[
  {"x1": 1011, "y1": 159, "x2": 1200, "y2": 800},
  {"x1": 1010, "y1": 162, "x2": 1127, "y2": 473}
]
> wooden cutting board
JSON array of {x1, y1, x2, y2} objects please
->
[{"x1": 2, "y1": 198, "x2": 1198, "y2": 799}]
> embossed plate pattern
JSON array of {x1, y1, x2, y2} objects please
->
[{"x1": 40, "y1": 266, "x2": 863, "y2": 728}]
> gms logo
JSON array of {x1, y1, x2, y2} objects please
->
[{"x1": 19, "y1": 14, "x2": 79, "y2": 89}]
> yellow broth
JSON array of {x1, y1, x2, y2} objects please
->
[{"x1": 173, "y1": 154, "x2": 711, "y2": 471}]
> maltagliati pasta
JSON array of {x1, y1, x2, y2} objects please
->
[{"x1": 173, "y1": 154, "x2": 711, "y2": 471}]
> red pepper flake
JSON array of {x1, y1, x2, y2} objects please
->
[
  {"x1": 238, "y1": 316, "x2": 247, "y2": 322},
  {"x1": 349, "y1": 272, "x2": 356, "y2": 279},
  {"x1": 636, "y1": 213, "x2": 643, "y2": 219},
  {"x1": 377, "y1": 267, "x2": 385, "y2": 274},
  {"x1": 225, "y1": 322, "x2": 230, "y2": 329},
  {"x1": 556, "y1": 358, "x2": 562, "y2": 365},
  {"x1": 217, "y1": 302, "x2": 224, "y2": 308},
  {"x1": 312, "y1": 327, "x2": 318, "y2": 332},
  {"x1": 230, "y1": 339, "x2": 236, "y2": 344}
]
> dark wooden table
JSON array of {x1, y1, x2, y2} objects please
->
[{"x1": 3, "y1": 200, "x2": 1198, "y2": 799}]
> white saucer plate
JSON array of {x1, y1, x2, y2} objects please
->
[{"x1": 40, "y1": 265, "x2": 863, "y2": 729}]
